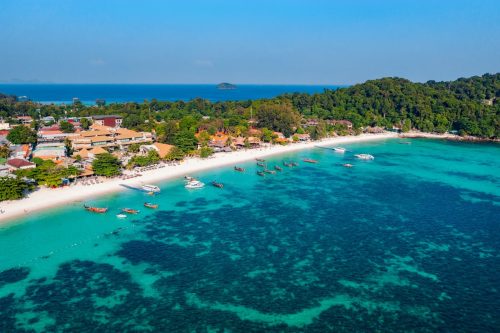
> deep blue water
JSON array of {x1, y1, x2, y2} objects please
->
[
  {"x1": 0, "y1": 84, "x2": 341, "y2": 104},
  {"x1": 0, "y1": 139, "x2": 499, "y2": 332}
]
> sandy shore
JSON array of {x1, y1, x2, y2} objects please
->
[
  {"x1": 400, "y1": 131, "x2": 499, "y2": 142},
  {"x1": 0, "y1": 132, "x2": 397, "y2": 225}
]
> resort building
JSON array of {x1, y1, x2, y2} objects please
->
[
  {"x1": 139, "y1": 143, "x2": 174, "y2": 158},
  {"x1": 209, "y1": 132, "x2": 229, "y2": 149},
  {"x1": 6, "y1": 158, "x2": 36, "y2": 171},
  {"x1": 327, "y1": 120, "x2": 353, "y2": 129},
  {"x1": 72, "y1": 147, "x2": 108, "y2": 160},
  {"x1": 0, "y1": 122, "x2": 10, "y2": 130},
  {"x1": 295, "y1": 133, "x2": 311, "y2": 142},
  {"x1": 32, "y1": 143, "x2": 66, "y2": 161},
  {"x1": 15, "y1": 116, "x2": 33, "y2": 125},
  {"x1": 70, "y1": 125, "x2": 152, "y2": 152},
  {"x1": 10, "y1": 144, "x2": 31, "y2": 159},
  {"x1": 92, "y1": 115, "x2": 123, "y2": 128},
  {"x1": 114, "y1": 128, "x2": 153, "y2": 148}
]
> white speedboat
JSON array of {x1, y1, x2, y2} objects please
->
[
  {"x1": 185, "y1": 180, "x2": 205, "y2": 189},
  {"x1": 333, "y1": 147, "x2": 346, "y2": 153},
  {"x1": 142, "y1": 184, "x2": 160, "y2": 193},
  {"x1": 354, "y1": 154, "x2": 375, "y2": 160},
  {"x1": 116, "y1": 214, "x2": 127, "y2": 219}
]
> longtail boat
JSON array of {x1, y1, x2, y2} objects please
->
[
  {"x1": 144, "y1": 202, "x2": 158, "y2": 209},
  {"x1": 264, "y1": 169, "x2": 276, "y2": 174},
  {"x1": 274, "y1": 165, "x2": 283, "y2": 171},
  {"x1": 256, "y1": 158, "x2": 265, "y2": 162},
  {"x1": 257, "y1": 162, "x2": 265, "y2": 167},
  {"x1": 234, "y1": 166, "x2": 245, "y2": 172},
  {"x1": 84, "y1": 205, "x2": 108, "y2": 213},
  {"x1": 256, "y1": 171, "x2": 265, "y2": 177},
  {"x1": 211, "y1": 181, "x2": 224, "y2": 189},
  {"x1": 303, "y1": 158, "x2": 318, "y2": 164},
  {"x1": 122, "y1": 208, "x2": 139, "y2": 214},
  {"x1": 343, "y1": 163, "x2": 354, "y2": 168},
  {"x1": 283, "y1": 161, "x2": 292, "y2": 167},
  {"x1": 291, "y1": 162, "x2": 298, "y2": 167}
]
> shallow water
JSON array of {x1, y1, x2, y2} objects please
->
[{"x1": 1, "y1": 139, "x2": 499, "y2": 332}]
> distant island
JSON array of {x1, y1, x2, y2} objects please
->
[{"x1": 217, "y1": 82, "x2": 237, "y2": 90}]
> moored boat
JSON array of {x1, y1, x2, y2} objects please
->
[
  {"x1": 264, "y1": 169, "x2": 276, "y2": 174},
  {"x1": 142, "y1": 184, "x2": 160, "y2": 193},
  {"x1": 184, "y1": 176, "x2": 195, "y2": 181},
  {"x1": 283, "y1": 161, "x2": 292, "y2": 167},
  {"x1": 333, "y1": 147, "x2": 346, "y2": 153},
  {"x1": 303, "y1": 158, "x2": 318, "y2": 163},
  {"x1": 144, "y1": 202, "x2": 158, "y2": 209},
  {"x1": 185, "y1": 180, "x2": 205, "y2": 189},
  {"x1": 257, "y1": 162, "x2": 265, "y2": 167},
  {"x1": 116, "y1": 214, "x2": 127, "y2": 219},
  {"x1": 291, "y1": 162, "x2": 298, "y2": 167},
  {"x1": 211, "y1": 181, "x2": 224, "y2": 188},
  {"x1": 234, "y1": 166, "x2": 245, "y2": 172},
  {"x1": 354, "y1": 154, "x2": 375, "y2": 160},
  {"x1": 274, "y1": 165, "x2": 282, "y2": 171},
  {"x1": 121, "y1": 208, "x2": 139, "y2": 214},
  {"x1": 84, "y1": 205, "x2": 108, "y2": 213},
  {"x1": 343, "y1": 163, "x2": 354, "y2": 168},
  {"x1": 256, "y1": 171, "x2": 265, "y2": 176},
  {"x1": 256, "y1": 158, "x2": 265, "y2": 162}
]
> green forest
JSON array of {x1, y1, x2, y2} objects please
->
[{"x1": 0, "y1": 73, "x2": 498, "y2": 138}]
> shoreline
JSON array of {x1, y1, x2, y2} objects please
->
[
  {"x1": 400, "y1": 131, "x2": 499, "y2": 143},
  {"x1": 0, "y1": 133, "x2": 397, "y2": 226}
]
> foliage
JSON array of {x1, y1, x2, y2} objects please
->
[
  {"x1": 165, "y1": 147, "x2": 185, "y2": 161},
  {"x1": 128, "y1": 143, "x2": 141, "y2": 153},
  {"x1": 174, "y1": 130, "x2": 198, "y2": 153},
  {"x1": 128, "y1": 150, "x2": 160, "y2": 168},
  {"x1": 256, "y1": 102, "x2": 300, "y2": 137},
  {"x1": 59, "y1": 121, "x2": 75, "y2": 133},
  {"x1": 6, "y1": 125, "x2": 37, "y2": 144},
  {"x1": 80, "y1": 118, "x2": 91, "y2": 130},
  {"x1": 0, "y1": 144, "x2": 10, "y2": 159},
  {"x1": 92, "y1": 153, "x2": 121, "y2": 177},
  {"x1": 199, "y1": 146, "x2": 214, "y2": 158},
  {"x1": 16, "y1": 160, "x2": 80, "y2": 187},
  {"x1": 0, "y1": 177, "x2": 33, "y2": 201}
]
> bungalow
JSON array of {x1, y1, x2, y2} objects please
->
[
  {"x1": 6, "y1": 158, "x2": 36, "y2": 171},
  {"x1": 304, "y1": 119, "x2": 319, "y2": 127},
  {"x1": 209, "y1": 132, "x2": 229, "y2": 148},
  {"x1": 41, "y1": 116, "x2": 56, "y2": 125},
  {"x1": 38, "y1": 129, "x2": 77, "y2": 143},
  {"x1": 295, "y1": 133, "x2": 311, "y2": 142},
  {"x1": 232, "y1": 137, "x2": 246, "y2": 149},
  {"x1": 328, "y1": 120, "x2": 353, "y2": 129},
  {"x1": 247, "y1": 136, "x2": 261, "y2": 148},
  {"x1": 0, "y1": 122, "x2": 10, "y2": 130},
  {"x1": 91, "y1": 135, "x2": 115, "y2": 147}
]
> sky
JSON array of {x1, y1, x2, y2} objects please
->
[{"x1": 0, "y1": 0, "x2": 499, "y2": 84}]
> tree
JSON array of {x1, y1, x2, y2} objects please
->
[
  {"x1": 128, "y1": 143, "x2": 141, "y2": 153},
  {"x1": 15, "y1": 160, "x2": 80, "y2": 187},
  {"x1": 59, "y1": 121, "x2": 75, "y2": 133},
  {"x1": 174, "y1": 130, "x2": 198, "y2": 153},
  {"x1": 165, "y1": 147, "x2": 185, "y2": 161},
  {"x1": 92, "y1": 153, "x2": 121, "y2": 177},
  {"x1": 7, "y1": 125, "x2": 37, "y2": 144},
  {"x1": 0, "y1": 177, "x2": 33, "y2": 201},
  {"x1": 256, "y1": 103, "x2": 300, "y2": 137},
  {"x1": 402, "y1": 119, "x2": 411, "y2": 132},
  {"x1": 80, "y1": 118, "x2": 91, "y2": 130},
  {"x1": 261, "y1": 128, "x2": 275, "y2": 143},
  {"x1": 0, "y1": 144, "x2": 10, "y2": 159},
  {"x1": 199, "y1": 147, "x2": 214, "y2": 158},
  {"x1": 158, "y1": 120, "x2": 178, "y2": 145}
]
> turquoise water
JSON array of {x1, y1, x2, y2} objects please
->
[{"x1": 1, "y1": 139, "x2": 499, "y2": 332}]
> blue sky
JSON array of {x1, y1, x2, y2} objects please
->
[{"x1": 0, "y1": 0, "x2": 499, "y2": 84}]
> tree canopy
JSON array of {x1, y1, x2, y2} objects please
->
[
  {"x1": 6, "y1": 126, "x2": 37, "y2": 144},
  {"x1": 92, "y1": 153, "x2": 122, "y2": 177}
]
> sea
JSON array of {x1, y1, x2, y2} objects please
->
[
  {"x1": 0, "y1": 138, "x2": 499, "y2": 332},
  {"x1": 0, "y1": 84, "x2": 341, "y2": 104}
]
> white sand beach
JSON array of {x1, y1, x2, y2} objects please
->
[{"x1": 0, "y1": 132, "x2": 397, "y2": 225}]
